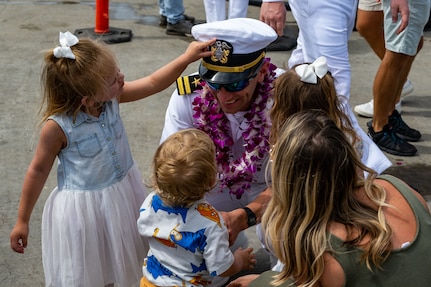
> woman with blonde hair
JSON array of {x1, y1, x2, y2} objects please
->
[{"x1": 230, "y1": 110, "x2": 431, "y2": 287}]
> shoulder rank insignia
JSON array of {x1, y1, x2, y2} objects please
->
[{"x1": 176, "y1": 75, "x2": 203, "y2": 95}]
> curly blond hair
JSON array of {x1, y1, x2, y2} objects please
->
[{"x1": 150, "y1": 129, "x2": 217, "y2": 207}]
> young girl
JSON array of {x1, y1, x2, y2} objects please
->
[
  {"x1": 138, "y1": 128, "x2": 256, "y2": 287},
  {"x1": 9, "y1": 31, "x2": 214, "y2": 287},
  {"x1": 270, "y1": 56, "x2": 359, "y2": 150}
]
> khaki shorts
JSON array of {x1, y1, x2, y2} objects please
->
[
  {"x1": 383, "y1": 0, "x2": 430, "y2": 55},
  {"x1": 140, "y1": 276, "x2": 159, "y2": 287},
  {"x1": 358, "y1": 0, "x2": 382, "y2": 11}
]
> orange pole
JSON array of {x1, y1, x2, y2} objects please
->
[{"x1": 94, "y1": 0, "x2": 109, "y2": 33}]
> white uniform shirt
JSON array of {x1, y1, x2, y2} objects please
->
[{"x1": 161, "y1": 86, "x2": 270, "y2": 212}]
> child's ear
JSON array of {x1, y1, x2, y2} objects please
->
[{"x1": 81, "y1": 96, "x2": 91, "y2": 107}]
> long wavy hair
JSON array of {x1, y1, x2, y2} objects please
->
[
  {"x1": 263, "y1": 110, "x2": 392, "y2": 287},
  {"x1": 269, "y1": 67, "x2": 358, "y2": 147},
  {"x1": 39, "y1": 37, "x2": 118, "y2": 124}
]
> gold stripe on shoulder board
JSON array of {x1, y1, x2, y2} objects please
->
[{"x1": 176, "y1": 75, "x2": 203, "y2": 95}]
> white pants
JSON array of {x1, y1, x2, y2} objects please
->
[
  {"x1": 288, "y1": 0, "x2": 357, "y2": 99},
  {"x1": 288, "y1": 0, "x2": 391, "y2": 174},
  {"x1": 203, "y1": 0, "x2": 249, "y2": 23}
]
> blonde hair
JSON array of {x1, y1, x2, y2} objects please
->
[
  {"x1": 270, "y1": 67, "x2": 358, "y2": 146},
  {"x1": 150, "y1": 129, "x2": 217, "y2": 207},
  {"x1": 39, "y1": 37, "x2": 118, "y2": 124},
  {"x1": 264, "y1": 110, "x2": 392, "y2": 287}
]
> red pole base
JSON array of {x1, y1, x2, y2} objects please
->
[
  {"x1": 94, "y1": 0, "x2": 109, "y2": 33},
  {"x1": 74, "y1": 0, "x2": 133, "y2": 44}
]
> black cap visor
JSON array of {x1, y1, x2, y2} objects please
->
[
  {"x1": 199, "y1": 59, "x2": 264, "y2": 85},
  {"x1": 199, "y1": 48, "x2": 266, "y2": 85}
]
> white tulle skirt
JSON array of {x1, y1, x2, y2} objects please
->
[{"x1": 42, "y1": 164, "x2": 148, "y2": 287}]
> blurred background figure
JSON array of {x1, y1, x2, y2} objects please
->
[
  {"x1": 353, "y1": 0, "x2": 414, "y2": 118},
  {"x1": 159, "y1": 0, "x2": 196, "y2": 36},
  {"x1": 203, "y1": 0, "x2": 249, "y2": 23}
]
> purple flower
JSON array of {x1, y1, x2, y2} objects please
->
[{"x1": 191, "y1": 60, "x2": 276, "y2": 198}]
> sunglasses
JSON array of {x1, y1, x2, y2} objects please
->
[{"x1": 206, "y1": 74, "x2": 257, "y2": 92}]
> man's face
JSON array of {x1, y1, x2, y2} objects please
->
[{"x1": 211, "y1": 74, "x2": 261, "y2": 114}]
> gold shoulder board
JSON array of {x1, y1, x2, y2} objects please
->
[{"x1": 176, "y1": 75, "x2": 203, "y2": 95}]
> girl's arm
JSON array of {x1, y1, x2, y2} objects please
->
[
  {"x1": 10, "y1": 120, "x2": 65, "y2": 253},
  {"x1": 119, "y1": 38, "x2": 215, "y2": 103}
]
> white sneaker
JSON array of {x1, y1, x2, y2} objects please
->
[
  {"x1": 354, "y1": 79, "x2": 412, "y2": 118},
  {"x1": 401, "y1": 79, "x2": 414, "y2": 97},
  {"x1": 354, "y1": 99, "x2": 402, "y2": 118}
]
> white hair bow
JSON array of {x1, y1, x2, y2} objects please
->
[
  {"x1": 53, "y1": 31, "x2": 79, "y2": 60},
  {"x1": 294, "y1": 56, "x2": 328, "y2": 84}
]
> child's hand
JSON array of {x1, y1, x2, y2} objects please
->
[
  {"x1": 183, "y1": 38, "x2": 216, "y2": 63},
  {"x1": 10, "y1": 222, "x2": 29, "y2": 254},
  {"x1": 234, "y1": 247, "x2": 256, "y2": 271},
  {"x1": 220, "y1": 247, "x2": 256, "y2": 277}
]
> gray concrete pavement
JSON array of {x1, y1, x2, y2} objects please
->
[{"x1": 0, "y1": 1, "x2": 430, "y2": 286}]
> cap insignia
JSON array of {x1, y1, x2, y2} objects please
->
[{"x1": 211, "y1": 40, "x2": 233, "y2": 64}]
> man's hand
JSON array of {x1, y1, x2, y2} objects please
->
[
  {"x1": 260, "y1": 2, "x2": 287, "y2": 36},
  {"x1": 390, "y1": 0, "x2": 409, "y2": 34},
  {"x1": 221, "y1": 188, "x2": 271, "y2": 246},
  {"x1": 220, "y1": 209, "x2": 248, "y2": 246}
]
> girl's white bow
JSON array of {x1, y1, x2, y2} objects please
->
[
  {"x1": 294, "y1": 56, "x2": 328, "y2": 84},
  {"x1": 53, "y1": 31, "x2": 79, "y2": 60}
]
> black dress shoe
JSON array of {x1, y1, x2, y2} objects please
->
[{"x1": 159, "y1": 14, "x2": 195, "y2": 27}]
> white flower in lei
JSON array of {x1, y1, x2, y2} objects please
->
[{"x1": 192, "y1": 59, "x2": 276, "y2": 198}]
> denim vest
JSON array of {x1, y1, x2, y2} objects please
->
[{"x1": 50, "y1": 99, "x2": 133, "y2": 191}]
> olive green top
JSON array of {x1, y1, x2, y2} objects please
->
[{"x1": 250, "y1": 175, "x2": 431, "y2": 287}]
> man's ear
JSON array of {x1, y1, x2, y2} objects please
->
[{"x1": 256, "y1": 61, "x2": 270, "y2": 82}]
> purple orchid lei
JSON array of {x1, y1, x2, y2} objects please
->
[{"x1": 192, "y1": 59, "x2": 277, "y2": 198}]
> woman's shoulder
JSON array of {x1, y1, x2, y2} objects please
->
[
  {"x1": 375, "y1": 175, "x2": 429, "y2": 211},
  {"x1": 249, "y1": 271, "x2": 296, "y2": 287}
]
